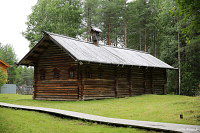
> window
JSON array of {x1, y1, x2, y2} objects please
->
[
  {"x1": 69, "y1": 71, "x2": 75, "y2": 79},
  {"x1": 53, "y1": 68, "x2": 60, "y2": 79},
  {"x1": 85, "y1": 66, "x2": 92, "y2": 78},
  {"x1": 68, "y1": 67, "x2": 76, "y2": 79},
  {"x1": 98, "y1": 66, "x2": 103, "y2": 79},
  {"x1": 40, "y1": 69, "x2": 46, "y2": 80}
]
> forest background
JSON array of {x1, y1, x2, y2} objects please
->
[{"x1": 0, "y1": 0, "x2": 199, "y2": 96}]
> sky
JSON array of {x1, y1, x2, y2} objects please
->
[
  {"x1": 0, "y1": 0, "x2": 134, "y2": 61},
  {"x1": 0, "y1": 0, "x2": 37, "y2": 61}
]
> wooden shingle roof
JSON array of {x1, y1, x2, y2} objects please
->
[{"x1": 18, "y1": 32, "x2": 175, "y2": 69}]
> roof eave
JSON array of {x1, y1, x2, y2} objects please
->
[
  {"x1": 17, "y1": 35, "x2": 47, "y2": 66},
  {"x1": 78, "y1": 60, "x2": 176, "y2": 69},
  {"x1": 18, "y1": 32, "x2": 79, "y2": 66},
  {"x1": 46, "y1": 32, "x2": 78, "y2": 62},
  {"x1": 0, "y1": 60, "x2": 11, "y2": 67}
]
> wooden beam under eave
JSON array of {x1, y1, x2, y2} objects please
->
[
  {"x1": 114, "y1": 66, "x2": 118, "y2": 98},
  {"x1": 26, "y1": 56, "x2": 37, "y2": 61},
  {"x1": 37, "y1": 45, "x2": 49, "y2": 49},
  {"x1": 150, "y1": 68, "x2": 154, "y2": 94},
  {"x1": 79, "y1": 65, "x2": 84, "y2": 100},
  {"x1": 128, "y1": 67, "x2": 132, "y2": 96},
  {"x1": 163, "y1": 69, "x2": 167, "y2": 94},
  {"x1": 77, "y1": 64, "x2": 81, "y2": 100},
  {"x1": 143, "y1": 67, "x2": 146, "y2": 94},
  {"x1": 32, "y1": 51, "x2": 42, "y2": 55}
]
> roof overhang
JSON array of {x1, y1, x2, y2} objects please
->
[
  {"x1": 0, "y1": 60, "x2": 11, "y2": 68},
  {"x1": 18, "y1": 31, "x2": 176, "y2": 70},
  {"x1": 18, "y1": 34, "x2": 53, "y2": 66},
  {"x1": 18, "y1": 32, "x2": 78, "y2": 66}
]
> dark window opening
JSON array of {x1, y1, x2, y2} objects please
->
[
  {"x1": 85, "y1": 67, "x2": 92, "y2": 78},
  {"x1": 53, "y1": 68, "x2": 60, "y2": 79},
  {"x1": 40, "y1": 69, "x2": 46, "y2": 80},
  {"x1": 69, "y1": 71, "x2": 75, "y2": 79},
  {"x1": 98, "y1": 66, "x2": 103, "y2": 79},
  {"x1": 68, "y1": 67, "x2": 76, "y2": 79},
  {"x1": 118, "y1": 68, "x2": 125, "y2": 78}
]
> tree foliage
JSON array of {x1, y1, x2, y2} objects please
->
[
  {"x1": 127, "y1": 0, "x2": 160, "y2": 54},
  {"x1": 22, "y1": 0, "x2": 199, "y2": 96},
  {"x1": 176, "y1": 0, "x2": 200, "y2": 41},
  {"x1": 23, "y1": 0, "x2": 82, "y2": 48},
  {"x1": 0, "y1": 43, "x2": 34, "y2": 86},
  {"x1": 0, "y1": 43, "x2": 17, "y2": 84},
  {"x1": 0, "y1": 68, "x2": 7, "y2": 88},
  {"x1": 16, "y1": 66, "x2": 34, "y2": 86},
  {"x1": 82, "y1": 0, "x2": 100, "y2": 41}
]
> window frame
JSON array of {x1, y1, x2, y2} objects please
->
[
  {"x1": 40, "y1": 68, "x2": 46, "y2": 80},
  {"x1": 68, "y1": 67, "x2": 76, "y2": 79},
  {"x1": 98, "y1": 66, "x2": 103, "y2": 79},
  {"x1": 53, "y1": 68, "x2": 60, "y2": 79},
  {"x1": 85, "y1": 66, "x2": 92, "y2": 78}
]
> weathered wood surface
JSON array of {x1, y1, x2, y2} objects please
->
[
  {"x1": 80, "y1": 63, "x2": 166, "y2": 100},
  {"x1": 0, "y1": 60, "x2": 10, "y2": 74},
  {"x1": 32, "y1": 39, "x2": 168, "y2": 101},
  {"x1": 34, "y1": 43, "x2": 79, "y2": 100},
  {"x1": 0, "y1": 102, "x2": 199, "y2": 133}
]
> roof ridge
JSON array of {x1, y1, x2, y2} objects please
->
[
  {"x1": 43, "y1": 31, "x2": 95, "y2": 45},
  {"x1": 44, "y1": 31, "x2": 149, "y2": 54}
]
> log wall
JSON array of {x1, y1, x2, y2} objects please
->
[
  {"x1": 80, "y1": 64, "x2": 116, "y2": 100},
  {"x1": 33, "y1": 41, "x2": 167, "y2": 101},
  {"x1": 80, "y1": 64, "x2": 167, "y2": 100},
  {"x1": 34, "y1": 43, "x2": 79, "y2": 100},
  {"x1": 152, "y1": 68, "x2": 166, "y2": 94}
]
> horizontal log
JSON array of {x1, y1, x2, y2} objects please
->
[
  {"x1": 36, "y1": 93, "x2": 78, "y2": 96},
  {"x1": 35, "y1": 98, "x2": 78, "y2": 101}
]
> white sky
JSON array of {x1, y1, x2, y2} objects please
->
[
  {"x1": 0, "y1": 0, "x2": 37, "y2": 61},
  {"x1": 0, "y1": 0, "x2": 134, "y2": 61}
]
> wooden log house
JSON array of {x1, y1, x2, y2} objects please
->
[
  {"x1": 18, "y1": 30, "x2": 175, "y2": 101},
  {"x1": 0, "y1": 59, "x2": 10, "y2": 75}
]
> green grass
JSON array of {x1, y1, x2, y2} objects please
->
[
  {"x1": 0, "y1": 108, "x2": 149, "y2": 133},
  {"x1": 0, "y1": 94, "x2": 199, "y2": 125}
]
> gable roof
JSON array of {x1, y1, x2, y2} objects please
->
[
  {"x1": 18, "y1": 32, "x2": 175, "y2": 69},
  {"x1": 0, "y1": 59, "x2": 11, "y2": 68}
]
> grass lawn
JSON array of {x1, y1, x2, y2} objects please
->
[
  {"x1": 0, "y1": 94, "x2": 199, "y2": 126},
  {"x1": 0, "y1": 107, "x2": 150, "y2": 133}
]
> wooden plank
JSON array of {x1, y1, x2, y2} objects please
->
[{"x1": 1, "y1": 102, "x2": 199, "y2": 133}]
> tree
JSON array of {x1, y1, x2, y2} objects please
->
[
  {"x1": 176, "y1": 0, "x2": 200, "y2": 41},
  {"x1": 174, "y1": 0, "x2": 200, "y2": 95},
  {"x1": 180, "y1": 39, "x2": 200, "y2": 96},
  {"x1": 99, "y1": 0, "x2": 126, "y2": 46},
  {"x1": 157, "y1": 0, "x2": 200, "y2": 95},
  {"x1": 0, "y1": 68, "x2": 7, "y2": 88},
  {"x1": 23, "y1": 0, "x2": 82, "y2": 48},
  {"x1": 127, "y1": 0, "x2": 160, "y2": 54},
  {"x1": 0, "y1": 43, "x2": 34, "y2": 86},
  {"x1": 21, "y1": 0, "x2": 199, "y2": 96},
  {"x1": 16, "y1": 66, "x2": 34, "y2": 86},
  {"x1": 83, "y1": 0, "x2": 100, "y2": 41},
  {"x1": 0, "y1": 43, "x2": 18, "y2": 84}
]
